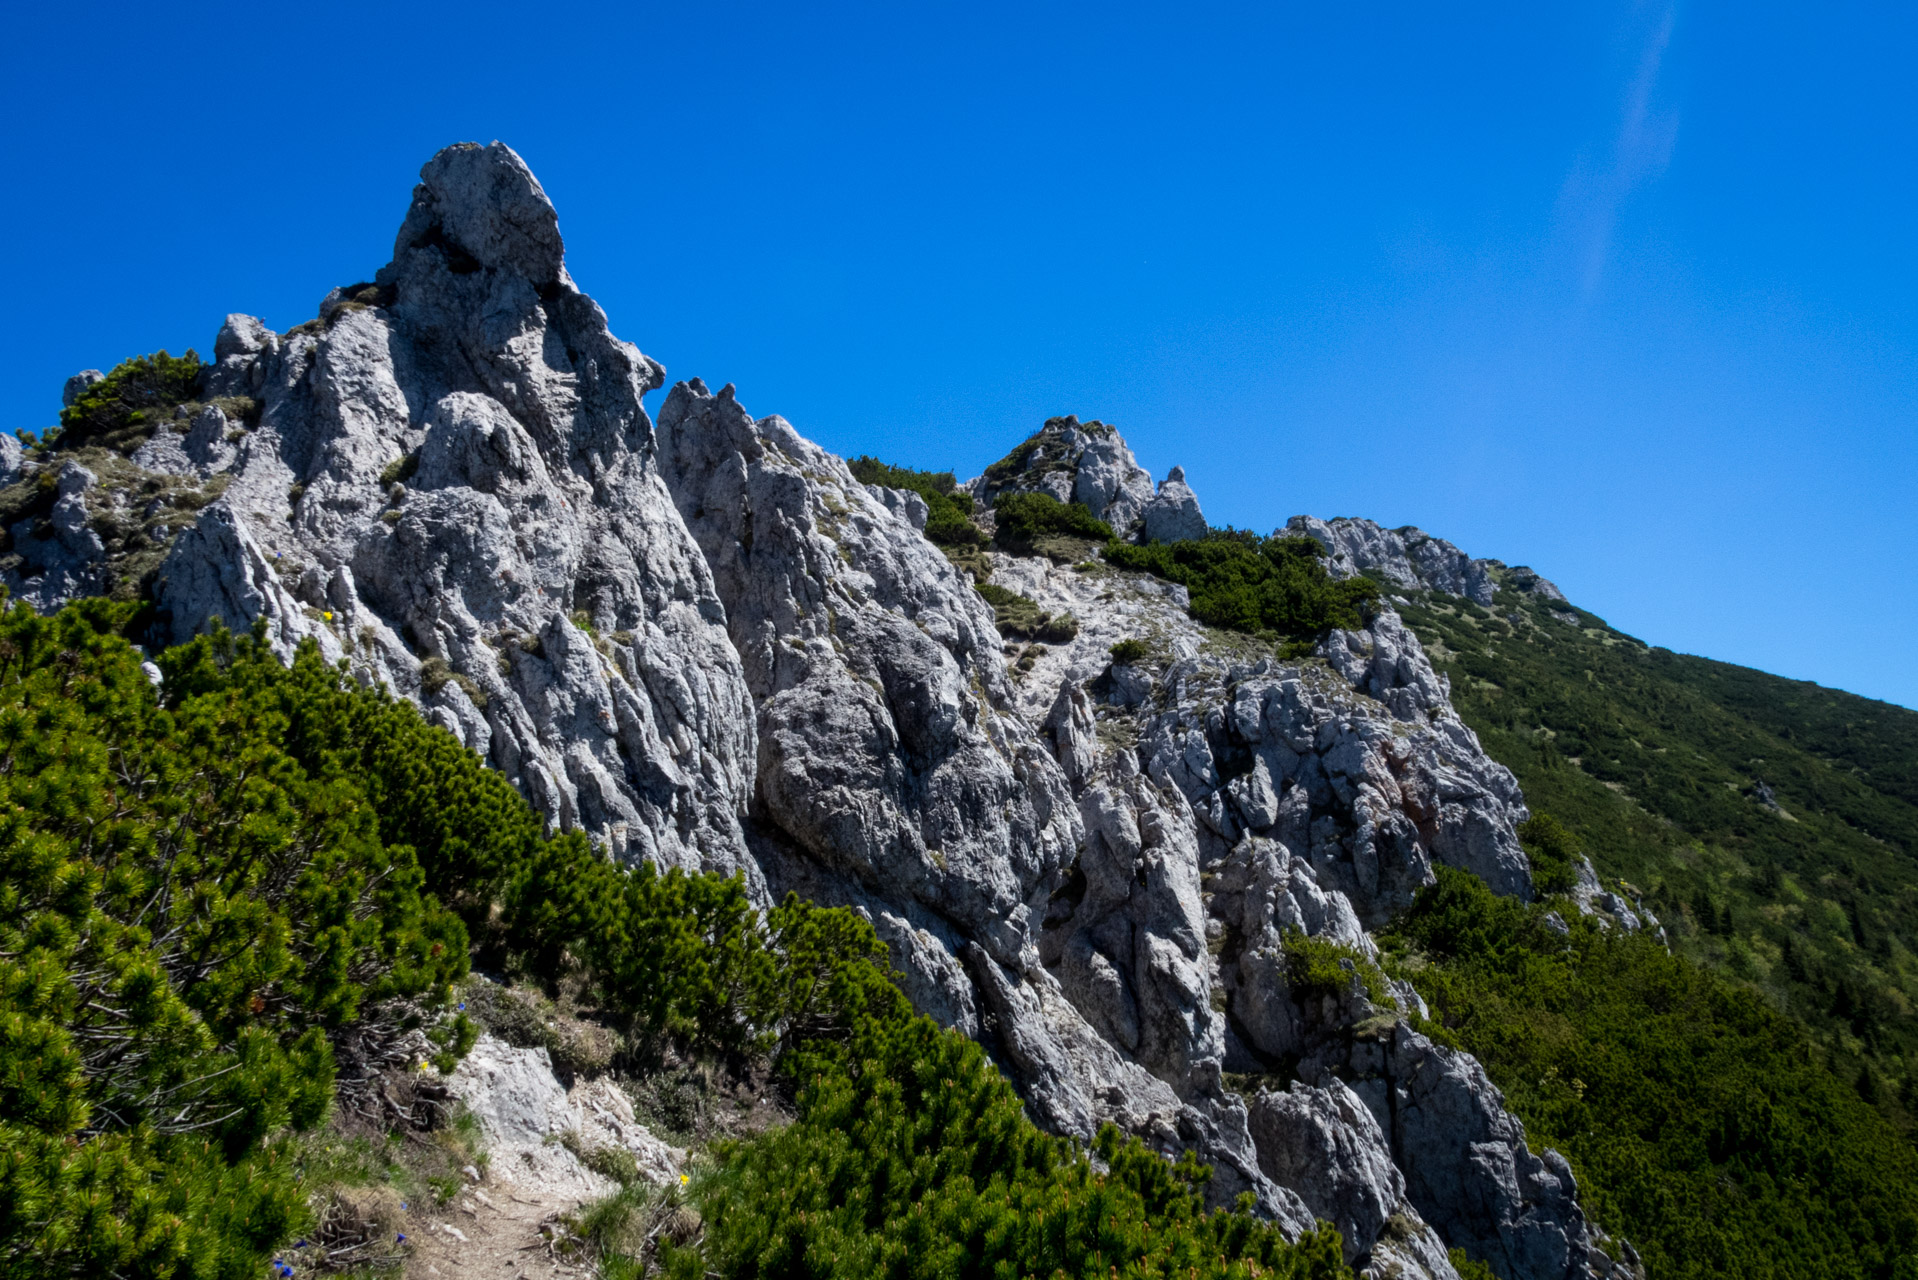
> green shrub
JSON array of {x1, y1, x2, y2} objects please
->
[
  {"x1": 379, "y1": 450, "x2": 420, "y2": 486},
  {"x1": 1109, "y1": 638, "x2": 1151, "y2": 665},
  {"x1": 992, "y1": 491, "x2": 1113, "y2": 546},
  {"x1": 58, "y1": 350, "x2": 205, "y2": 451},
  {"x1": 0, "y1": 600, "x2": 1356, "y2": 1280},
  {"x1": 982, "y1": 432, "x2": 1042, "y2": 483},
  {"x1": 0, "y1": 600, "x2": 472, "y2": 1279},
  {"x1": 1280, "y1": 930, "x2": 1392, "y2": 1006},
  {"x1": 976, "y1": 581, "x2": 1078, "y2": 642},
  {"x1": 1105, "y1": 531, "x2": 1377, "y2": 645},
  {"x1": 848, "y1": 456, "x2": 984, "y2": 549},
  {"x1": 1448, "y1": 1248, "x2": 1501, "y2": 1280},
  {"x1": 693, "y1": 1012, "x2": 1354, "y2": 1280},
  {"x1": 1516, "y1": 812, "x2": 1580, "y2": 895},
  {"x1": 1385, "y1": 867, "x2": 1918, "y2": 1280}
]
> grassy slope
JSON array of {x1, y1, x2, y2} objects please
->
[{"x1": 1392, "y1": 585, "x2": 1918, "y2": 1121}]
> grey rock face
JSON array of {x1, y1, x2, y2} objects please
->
[
  {"x1": 0, "y1": 433, "x2": 20, "y2": 486},
  {"x1": 987, "y1": 546, "x2": 1624, "y2": 1274},
  {"x1": 1141, "y1": 465, "x2": 1207, "y2": 544},
  {"x1": 1385, "y1": 1025, "x2": 1605, "y2": 1280},
  {"x1": 654, "y1": 379, "x2": 1305, "y2": 1218},
  {"x1": 28, "y1": 143, "x2": 1630, "y2": 1273},
  {"x1": 1286, "y1": 515, "x2": 1565, "y2": 607},
  {"x1": 25, "y1": 142, "x2": 761, "y2": 877},
  {"x1": 967, "y1": 415, "x2": 1157, "y2": 535},
  {"x1": 1248, "y1": 1079, "x2": 1457, "y2": 1279},
  {"x1": 62, "y1": 369, "x2": 104, "y2": 408},
  {"x1": 7, "y1": 461, "x2": 109, "y2": 611},
  {"x1": 656, "y1": 379, "x2": 1077, "y2": 962}
]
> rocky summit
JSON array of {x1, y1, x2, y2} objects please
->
[{"x1": 5, "y1": 142, "x2": 1649, "y2": 1280}]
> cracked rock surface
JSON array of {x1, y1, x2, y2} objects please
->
[{"x1": 22, "y1": 141, "x2": 1639, "y2": 1279}]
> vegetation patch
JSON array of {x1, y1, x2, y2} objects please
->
[
  {"x1": 1105, "y1": 529, "x2": 1378, "y2": 648},
  {"x1": 1383, "y1": 866, "x2": 1918, "y2": 1280},
  {"x1": 1394, "y1": 586, "x2": 1918, "y2": 1126},
  {"x1": 991, "y1": 490, "x2": 1113, "y2": 550},
  {"x1": 379, "y1": 449, "x2": 421, "y2": 487},
  {"x1": 0, "y1": 599, "x2": 1355, "y2": 1280},
  {"x1": 686, "y1": 1016, "x2": 1353, "y2": 1280},
  {"x1": 847, "y1": 455, "x2": 985, "y2": 550},
  {"x1": 1281, "y1": 929, "x2": 1393, "y2": 1006},
  {"x1": 1516, "y1": 812, "x2": 1580, "y2": 895},
  {"x1": 1110, "y1": 637, "x2": 1152, "y2": 665},
  {"x1": 976, "y1": 581, "x2": 1078, "y2": 642},
  {"x1": 56, "y1": 349, "x2": 206, "y2": 452}
]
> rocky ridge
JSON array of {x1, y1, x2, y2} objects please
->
[
  {"x1": 8, "y1": 142, "x2": 1638, "y2": 1280},
  {"x1": 1286, "y1": 515, "x2": 1566, "y2": 609}
]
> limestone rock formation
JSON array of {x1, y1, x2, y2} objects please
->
[
  {"x1": 1287, "y1": 515, "x2": 1566, "y2": 606},
  {"x1": 1248, "y1": 1079, "x2": 1458, "y2": 1279},
  {"x1": 19, "y1": 142, "x2": 1638, "y2": 1278},
  {"x1": 10, "y1": 142, "x2": 761, "y2": 879},
  {"x1": 968, "y1": 414, "x2": 1157, "y2": 535},
  {"x1": 1141, "y1": 464, "x2": 1208, "y2": 543}
]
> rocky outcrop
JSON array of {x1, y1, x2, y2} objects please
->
[
  {"x1": 1286, "y1": 515, "x2": 1565, "y2": 606},
  {"x1": 1141, "y1": 465, "x2": 1207, "y2": 544},
  {"x1": 1248, "y1": 1079, "x2": 1458, "y2": 1279},
  {"x1": 653, "y1": 378, "x2": 1304, "y2": 1222},
  {"x1": 655, "y1": 378, "x2": 1078, "y2": 969},
  {"x1": 990, "y1": 548, "x2": 1622, "y2": 1275},
  {"x1": 968, "y1": 415, "x2": 1157, "y2": 535},
  {"x1": 446, "y1": 1034, "x2": 684, "y2": 1199},
  {"x1": 13, "y1": 142, "x2": 761, "y2": 878},
  {"x1": 24, "y1": 142, "x2": 1634, "y2": 1277}
]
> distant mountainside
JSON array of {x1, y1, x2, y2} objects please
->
[{"x1": 1357, "y1": 565, "x2": 1918, "y2": 1112}]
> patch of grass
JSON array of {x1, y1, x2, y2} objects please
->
[
  {"x1": 379, "y1": 451, "x2": 420, "y2": 486},
  {"x1": 1280, "y1": 929, "x2": 1392, "y2": 1005},
  {"x1": 975, "y1": 581, "x2": 1078, "y2": 642},
  {"x1": 1109, "y1": 638, "x2": 1151, "y2": 665}
]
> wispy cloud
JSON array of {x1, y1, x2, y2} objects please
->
[{"x1": 1560, "y1": 5, "x2": 1681, "y2": 296}]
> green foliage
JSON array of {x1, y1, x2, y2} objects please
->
[
  {"x1": 1385, "y1": 867, "x2": 1918, "y2": 1280},
  {"x1": 0, "y1": 599, "x2": 1351, "y2": 1280},
  {"x1": 1109, "y1": 638, "x2": 1151, "y2": 665},
  {"x1": 1104, "y1": 531, "x2": 1377, "y2": 645},
  {"x1": 1448, "y1": 1248, "x2": 1500, "y2": 1280},
  {"x1": 991, "y1": 491, "x2": 1113, "y2": 546},
  {"x1": 694, "y1": 1013, "x2": 1353, "y2": 1279},
  {"x1": 848, "y1": 456, "x2": 984, "y2": 548},
  {"x1": 1515, "y1": 812, "x2": 1580, "y2": 895},
  {"x1": 0, "y1": 599, "x2": 470, "y2": 1278},
  {"x1": 976, "y1": 581, "x2": 1078, "y2": 643},
  {"x1": 1280, "y1": 930, "x2": 1392, "y2": 1006},
  {"x1": 58, "y1": 350, "x2": 205, "y2": 451},
  {"x1": 981, "y1": 431, "x2": 1043, "y2": 483},
  {"x1": 1394, "y1": 588, "x2": 1918, "y2": 1118},
  {"x1": 378, "y1": 450, "x2": 420, "y2": 487}
]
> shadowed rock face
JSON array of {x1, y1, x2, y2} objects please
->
[{"x1": 23, "y1": 142, "x2": 1636, "y2": 1280}]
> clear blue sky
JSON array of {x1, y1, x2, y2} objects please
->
[{"x1": 4, "y1": 2, "x2": 1914, "y2": 706}]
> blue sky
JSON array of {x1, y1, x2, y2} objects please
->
[{"x1": 4, "y1": 2, "x2": 1914, "y2": 706}]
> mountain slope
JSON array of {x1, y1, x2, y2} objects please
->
[{"x1": 1295, "y1": 519, "x2": 1918, "y2": 1120}]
